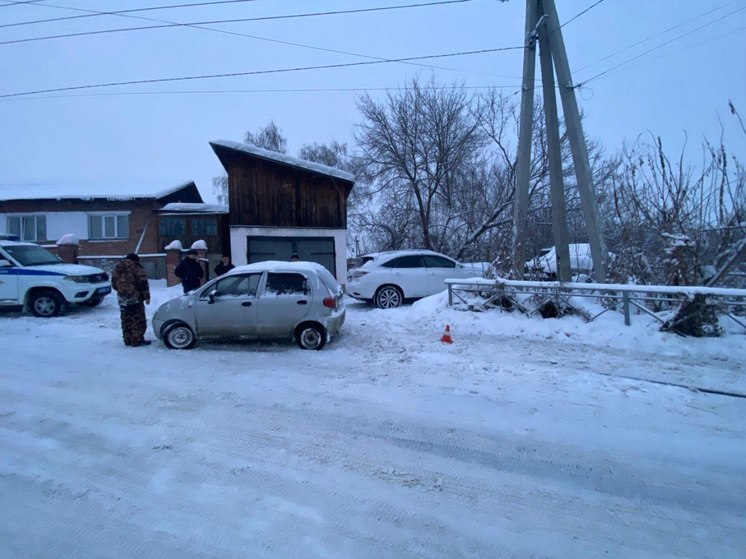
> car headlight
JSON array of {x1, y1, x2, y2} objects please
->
[{"x1": 64, "y1": 273, "x2": 108, "y2": 283}]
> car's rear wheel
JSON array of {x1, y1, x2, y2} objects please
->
[
  {"x1": 163, "y1": 323, "x2": 196, "y2": 349},
  {"x1": 296, "y1": 323, "x2": 326, "y2": 350},
  {"x1": 374, "y1": 285, "x2": 403, "y2": 309},
  {"x1": 30, "y1": 290, "x2": 64, "y2": 317}
]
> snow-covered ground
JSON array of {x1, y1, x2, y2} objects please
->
[{"x1": 2, "y1": 281, "x2": 745, "y2": 558}]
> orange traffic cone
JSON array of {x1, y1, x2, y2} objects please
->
[{"x1": 440, "y1": 324, "x2": 453, "y2": 344}]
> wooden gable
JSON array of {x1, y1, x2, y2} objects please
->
[{"x1": 210, "y1": 142, "x2": 355, "y2": 229}]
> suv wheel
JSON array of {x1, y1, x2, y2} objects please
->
[
  {"x1": 296, "y1": 323, "x2": 326, "y2": 350},
  {"x1": 374, "y1": 285, "x2": 403, "y2": 309},
  {"x1": 30, "y1": 290, "x2": 64, "y2": 317}
]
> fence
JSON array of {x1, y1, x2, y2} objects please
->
[
  {"x1": 445, "y1": 277, "x2": 746, "y2": 332},
  {"x1": 78, "y1": 254, "x2": 168, "y2": 280}
]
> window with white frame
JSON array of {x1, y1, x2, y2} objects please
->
[
  {"x1": 7, "y1": 215, "x2": 47, "y2": 242},
  {"x1": 88, "y1": 213, "x2": 129, "y2": 240}
]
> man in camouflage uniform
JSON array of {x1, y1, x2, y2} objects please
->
[{"x1": 111, "y1": 253, "x2": 151, "y2": 346}]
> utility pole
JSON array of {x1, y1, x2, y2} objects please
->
[
  {"x1": 541, "y1": 0, "x2": 606, "y2": 281},
  {"x1": 537, "y1": 1, "x2": 571, "y2": 282},
  {"x1": 511, "y1": 0, "x2": 538, "y2": 279},
  {"x1": 512, "y1": 0, "x2": 607, "y2": 282}
]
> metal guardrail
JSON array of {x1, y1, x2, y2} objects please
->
[{"x1": 445, "y1": 277, "x2": 746, "y2": 331}]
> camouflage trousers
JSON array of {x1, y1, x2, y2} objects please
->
[{"x1": 119, "y1": 302, "x2": 147, "y2": 346}]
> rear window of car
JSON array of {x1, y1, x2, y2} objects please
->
[
  {"x1": 265, "y1": 273, "x2": 309, "y2": 295},
  {"x1": 422, "y1": 255, "x2": 456, "y2": 268},
  {"x1": 315, "y1": 266, "x2": 341, "y2": 295}
]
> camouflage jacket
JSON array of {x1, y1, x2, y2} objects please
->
[{"x1": 111, "y1": 259, "x2": 150, "y2": 306}]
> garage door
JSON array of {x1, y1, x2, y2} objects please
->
[{"x1": 247, "y1": 236, "x2": 336, "y2": 276}]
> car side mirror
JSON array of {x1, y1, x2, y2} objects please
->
[
  {"x1": 208, "y1": 289, "x2": 217, "y2": 304},
  {"x1": 0, "y1": 258, "x2": 12, "y2": 268}
]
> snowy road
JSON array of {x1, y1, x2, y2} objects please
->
[{"x1": 2, "y1": 283, "x2": 745, "y2": 558}]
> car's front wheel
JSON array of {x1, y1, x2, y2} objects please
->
[
  {"x1": 29, "y1": 290, "x2": 64, "y2": 317},
  {"x1": 163, "y1": 323, "x2": 196, "y2": 349},
  {"x1": 296, "y1": 323, "x2": 326, "y2": 350},
  {"x1": 374, "y1": 285, "x2": 403, "y2": 309}
]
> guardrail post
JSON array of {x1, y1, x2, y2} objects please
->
[
  {"x1": 622, "y1": 291, "x2": 631, "y2": 326},
  {"x1": 448, "y1": 284, "x2": 453, "y2": 307}
]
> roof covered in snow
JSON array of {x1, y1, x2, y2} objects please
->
[
  {"x1": 210, "y1": 140, "x2": 355, "y2": 183},
  {"x1": 159, "y1": 203, "x2": 228, "y2": 214},
  {"x1": 0, "y1": 180, "x2": 200, "y2": 202}
]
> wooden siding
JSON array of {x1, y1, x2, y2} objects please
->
[{"x1": 224, "y1": 155, "x2": 350, "y2": 229}]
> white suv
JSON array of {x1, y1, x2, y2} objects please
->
[
  {"x1": 346, "y1": 249, "x2": 483, "y2": 308},
  {"x1": 0, "y1": 240, "x2": 111, "y2": 317}
]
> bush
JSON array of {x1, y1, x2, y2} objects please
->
[{"x1": 661, "y1": 294, "x2": 723, "y2": 337}]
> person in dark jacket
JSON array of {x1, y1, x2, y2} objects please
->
[
  {"x1": 174, "y1": 249, "x2": 204, "y2": 294},
  {"x1": 214, "y1": 255, "x2": 235, "y2": 277},
  {"x1": 111, "y1": 253, "x2": 151, "y2": 347}
]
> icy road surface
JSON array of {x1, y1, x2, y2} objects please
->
[{"x1": 2, "y1": 282, "x2": 744, "y2": 558}]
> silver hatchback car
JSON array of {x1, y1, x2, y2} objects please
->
[{"x1": 152, "y1": 261, "x2": 345, "y2": 350}]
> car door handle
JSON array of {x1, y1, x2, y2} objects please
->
[
  {"x1": 241, "y1": 301, "x2": 252, "y2": 307},
  {"x1": 297, "y1": 300, "x2": 308, "y2": 305}
]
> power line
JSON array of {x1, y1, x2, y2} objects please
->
[
  {"x1": 578, "y1": 5, "x2": 746, "y2": 87},
  {"x1": 0, "y1": 0, "x2": 628, "y2": 102},
  {"x1": 0, "y1": 45, "x2": 523, "y2": 99},
  {"x1": 0, "y1": 0, "x2": 260, "y2": 28},
  {"x1": 1, "y1": 0, "x2": 609, "y2": 88},
  {"x1": 560, "y1": 0, "x2": 604, "y2": 28},
  {"x1": 3, "y1": 84, "x2": 525, "y2": 102},
  {"x1": 575, "y1": 1, "x2": 739, "y2": 73},
  {"x1": 1, "y1": 0, "x2": 501, "y2": 83},
  {"x1": 579, "y1": 22, "x2": 746, "y2": 89},
  {"x1": 0, "y1": 0, "x2": 47, "y2": 6},
  {"x1": 0, "y1": 0, "x2": 475, "y2": 44}
]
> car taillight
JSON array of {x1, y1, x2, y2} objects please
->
[
  {"x1": 323, "y1": 296, "x2": 337, "y2": 309},
  {"x1": 348, "y1": 270, "x2": 368, "y2": 281}
]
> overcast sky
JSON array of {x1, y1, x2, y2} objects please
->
[{"x1": 2, "y1": 0, "x2": 745, "y2": 203}]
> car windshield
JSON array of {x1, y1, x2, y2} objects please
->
[{"x1": 3, "y1": 244, "x2": 60, "y2": 266}]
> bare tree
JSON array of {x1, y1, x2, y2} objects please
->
[
  {"x1": 471, "y1": 90, "x2": 552, "y2": 269},
  {"x1": 244, "y1": 121, "x2": 287, "y2": 153},
  {"x1": 212, "y1": 175, "x2": 229, "y2": 205},
  {"x1": 355, "y1": 76, "x2": 486, "y2": 254},
  {"x1": 605, "y1": 132, "x2": 745, "y2": 286},
  {"x1": 299, "y1": 141, "x2": 350, "y2": 170},
  {"x1": 353, "y1": 81, "x2": 610, "y2": 268}
]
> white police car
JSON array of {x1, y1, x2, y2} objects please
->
[{"x1": 0, "y1": 239, "x2": 111, "y2": 317}]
